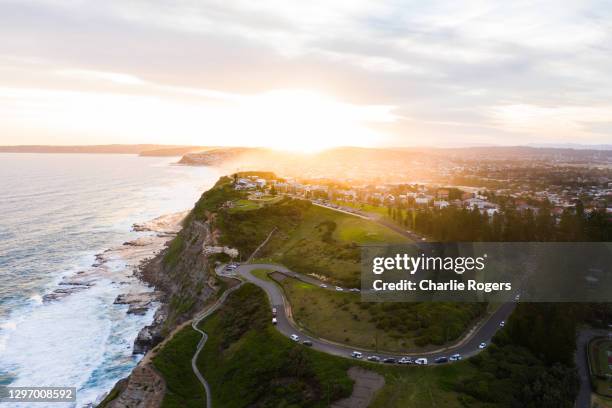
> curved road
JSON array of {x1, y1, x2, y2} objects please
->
[{"x1": 227, "y1": 263, "x2": 516, "y2": 364}]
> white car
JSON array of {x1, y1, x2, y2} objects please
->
[
  {"x1": 515, "y1": 294, "x2": 521, "y2": 301},
  {"x1": 478, "y1": 342, "x2": 487, "y2": 349},
  {"x1": 366, "y1": 355, "x2": 380, "y2": 362},
  {"x1": 450, "y1": 354, "x2": 462, "y2": 361},
  {"x1": 499, "y1": 320, "x2": 505, "y2": 327},
  {"x1": 335, "y1": 286, "x2": 343, "y2": 291},
  {"x1": 349, "y1": 288, "x2": 360, "y2": 292},
  {"x1": 351, "y1": 351, "x2": 363, "y2": 359},
  {"x1": 290, "y1": 334, "x2": 300, "y2": 342},
  {"x1": 320, "y1": 284, "x2": 327, "y2": 288},
  {"x1": 272, "y1": 317, "x2": 277, "y2": 325},
  {"x1": 398, "y1": 357, "x2": 413, "y2": 364},
  {"x1": 414, "y1": 358, "x2": 428, "y2": 365}
]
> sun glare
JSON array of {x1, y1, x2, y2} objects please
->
[
  {"x1": 0, "y1": 86, "x2": 395, "y2": 151},
  {"x1": 235, "y1": 90, "x2": 394, "y2": 152}
]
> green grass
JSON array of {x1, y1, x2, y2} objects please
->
[
  {"x1": 228, "y1": 199, "x2": 260, "y2": 212},
  {"x1": 196, "y1": 283, "x2": 354, "y2": 407},
  {"x1": 268, "y1": 205, "x2": 409, "y2": 286},
  {"x1": 369, "y1": 362, "x2": 487, "y2": 408},
  {"x1": 151, "y1": 280, "x2": 500, "y2": 408},
  {"x1": 152, "y1": 326, "x2": 205, "y2": 408},
  {"x1": 331, "y1": 200, "x2": 390, "y2": 218},
  {"x1": 276, "y1": 275, "x2": 485, "y2": 351},
  {"x1": 251, "y1": 268, "x2": 274, "y2": 281}
]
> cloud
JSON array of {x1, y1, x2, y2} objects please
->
[{"x1": 1, "y1": 0, "x2": 612, "y2": 145}]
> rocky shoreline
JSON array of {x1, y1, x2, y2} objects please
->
[{"x1": 41, "y1": 211, "x2": 188, "y2": 357}]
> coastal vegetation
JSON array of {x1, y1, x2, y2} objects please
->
[
  {"x1": 271, "y1": 271, "x2": 485, "y2": 350},
  {"x1": 154, "y1": 283, "x2": 354, "y2": 407}
]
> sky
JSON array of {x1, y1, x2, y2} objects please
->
[{"x1": 1, "y1": 0, "x2": 612, "y2": 150}]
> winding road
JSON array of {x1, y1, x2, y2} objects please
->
[
  {"x1": 193, "y1": 201, "x2": 516, "y2": 407},
  {"x1": 222, "y1": 263, "x2": 516, "y2": 364},
  {"x1": 191, "y1": 281, "x2": 242, "y2": 408}
]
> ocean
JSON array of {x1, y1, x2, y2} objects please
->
[{"x1": 0, "y1": 153, "x2": 220, "y2": 407}]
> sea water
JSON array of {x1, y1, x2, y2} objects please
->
[{"x1": 0, "y1": 153, "x2": 220, "y2": 407}]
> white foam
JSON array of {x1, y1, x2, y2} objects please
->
[{"x1": 0, "y1": 277, "x2": 155, "y2": 407}]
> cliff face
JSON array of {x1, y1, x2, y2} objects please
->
[
  {"x1": 100, "y1": 185, "x2": 232, "y2": 407},
  {"x1": 134, "y1": 211, "x2": 220, "y2": 352}
]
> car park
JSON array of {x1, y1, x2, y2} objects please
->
[
  {"x1": 450, "y1": 354, "x2": 462, "y2": 361},
  {"x1": 290, "y1": 334, "x2": 300, "y2": 342},
  {"x1": 383, "y1": 357, "x2": 397, "y2": 364},
  {"x1": 367, "y1": 355, "x2": 380, "y2": 362},
  {"x1": 478, "y1": 342, "x2": 487, "y2": 349},
  {"x1": 351, "y1": 351, "x2": 363, "y2": 359},
  {"x1": 398, "y1": 357, "x2": 413, "y2": 364},
  {"x1": 434, "y1": 356, "x2": 448, "y2": 364},
  {"x1": 414, "y1": 358, "x2": 428, "y2": 365},
  {"x1": 302, "y1": 340, "x2": 313, "y2": 346}
]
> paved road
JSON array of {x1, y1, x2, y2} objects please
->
[
  {"x1": 228, "y1": 263, "x2": 516, "y2": 364},
  {"x1": 575, "y1": 329, "x2": 609, "y2": 408}
]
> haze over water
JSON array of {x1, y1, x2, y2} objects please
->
[{"x1": 0, "y1": 153, "x2": 219, "y2": 407}]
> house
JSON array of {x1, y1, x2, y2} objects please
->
[
  {"x1": 433, "y1": 200, "x2": 449, "y2": 209},
  {"x1": 235, "y1": 178, "x2": 256, "y2": 190},
  {"x1": 415, "y1": 195, "x2": 430, "y2": 206}
]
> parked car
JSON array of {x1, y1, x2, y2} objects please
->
[
  {"x1": 367, "y1": 355, "x2": 381, "y2": 362},
  {"x1": 434, "y1": 356, "x2": 448, "y2": 364},
  {"x1": 290, "y1": 334, "x2": 300, "y2": 342},
  {"x1": 398, "y1": 357, "x2": 413, "y2": 364},
  {"x1": 302, "y1": 340, "x2": 313, "y2": 347},
  {"x1": 414, "y1": 358, "x2": 428, "y2": 365},
  {"x1": 272, "y1": 317, "x2": 277, "y2": 325},
  {"x1": 499, "y1": 320, "x2": 505, "y2": 327},
  {"x1": 335, "y1": 286, "x2": 343, "y2": 291},
  {"x1": 351, "y1": 351, "x2": 363, "y2": 359},
  {"x1": 478, "y1": 342, "x2": 487, "y2": 349},
  {"x1": 383, "y1": 357, "x2": 397, "y2": 364},
  {"x1": 449, "y1": 354, "x2": 462, "y2": 361}
]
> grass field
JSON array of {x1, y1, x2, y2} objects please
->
[
  {"x1": 268, "y1": 205, "x2": 409, "y2": 286},
  {"x1": 152, "y1": 326, "x2": 205, "y2": 408},
  {"x1": 151, "y1": 282, "x2": 487, "y2": 408},
  {"x1": 273, "y1": 273, "x2": 485, "y2": 351},
  {"x1": 196, "y1": 284, "x2": 354, "y2": 407},
  {"x1": 278, "y1": 275, "x2": 419, "y2": 351},
  {"x1": 589, "y1": 338, "x2": 612, "y2": 397},
  {"x1": 369, "y1": 363, "x2": 487, "y2": 408}
]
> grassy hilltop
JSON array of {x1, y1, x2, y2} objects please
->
[{"x1": 145, "y1": 173, "x2": 580, "y2": 408}]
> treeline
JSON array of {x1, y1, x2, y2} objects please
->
[
  {"x1": 457, "y1": 303, "x2": 582, "y2": 407},
  {"x1": 387, "y1": 202, "x2": 610, "y2": 242}
]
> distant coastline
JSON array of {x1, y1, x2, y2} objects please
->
[{"x1": 0, "y1": 144, "x2": 214, "y2": 156}]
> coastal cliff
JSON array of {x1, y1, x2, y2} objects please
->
[{"x1": 99, "y1": 178, "x2": 238, "y2": 407}]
